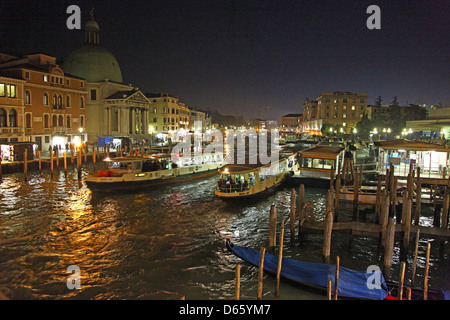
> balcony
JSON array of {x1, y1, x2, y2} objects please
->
[
  {"x1": 1, "y1": 127, "x2": 24, "y2": 135},
  {"x1": 52, "y1": 126, "x2": 67, "y2": 134}
]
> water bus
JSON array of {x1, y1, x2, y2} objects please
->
[
  {"x1": 214, "y1": 151, "x2": 298, "y2": 199},
  {"x1": 85, "y1": 152, "x2": 225, "y2": 191}
]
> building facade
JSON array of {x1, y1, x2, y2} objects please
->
[
  {"x1": 302, "y1": 92, "x2": 368, "y2": 134},
  {"x1": 0, "y1": 74, "x2": 25, "y2": 144},
  {"x1": 280, "y1": 113, "x2": 303, "y2": 133},
  {"x1": 0, "y1": 53, "x2": 87, "y2": 152},
  {"x1": 63, "y1": 11, "x2": 151, "y2": 146}
]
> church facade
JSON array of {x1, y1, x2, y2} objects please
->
[{"x1": 63, "y1": 10, "x2": 152, "y2": 146}]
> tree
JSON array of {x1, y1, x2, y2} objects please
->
[
  {"x1": 355, "y1": 114, "x2": 373, "y2": 138},
  {"x1": 391, "y1": 96, "x2": 399, "y2": 106},
  {"x1": 374, "y1": 96, "x2": 382, "y2": 107}
]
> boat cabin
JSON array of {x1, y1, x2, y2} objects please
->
[
  {"x1": 297, "y1": 143, "x2": 344, "y2": 179},
  {"x1": 217, "y1": 155, "x2": 295, "y2": 194}
]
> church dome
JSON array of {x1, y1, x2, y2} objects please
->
[
  {"x1": 63, "y1": 10, "x2": 123, "y2": 83},
  {"x1": 63, "y1": 44, "x2": 123, "y2": 83}
]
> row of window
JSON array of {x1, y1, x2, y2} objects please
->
[
  {"x1": 26, "y1": 92, "x2": 85, "y2": 109},
  {"x1": 43, "y1": 74, "x2": 84, "y2": 88},
  {"x1": 0, "y1": 108, "x2": 85, "y2": 128},
  {"x1": 151, "y1": 107, "x2": 180, "y2": 114},
  {"x1": 0, "y1": 84, "x2": 17, "y2": 98},
  {"x1": 320, "y1": 98, "x2": 366, "y2": 104},
  {"x1": 34, "y1": 114, "x2": 85, "y2": 129},
  {"x1": 324, "y1": 105, "x2": 365, "y2": 111}
]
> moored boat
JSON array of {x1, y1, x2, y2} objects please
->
[
  {"x1": 291, "y1": 142, "x2": 345, "y2": 188},
  {"x1": 85, "y1": 151, "x2": 225, "y2": 191},
  {"x1": 214, "y1": 152, "x2": 298, "y2": 199},
  {"x1": 226, "y1": 239, "x2": 449, "y2": 300}
]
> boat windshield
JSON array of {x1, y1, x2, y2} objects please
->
[
  {"x1": 300, "y1": 157, "x2": 335, "y2": 170},
  {"x1": 107, "y1": 161, "x2": 142, "y2": 172}
]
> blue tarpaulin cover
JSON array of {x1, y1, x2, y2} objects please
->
[{"x1": 230, "y1": 242, "x2": 389, "y2": 300}]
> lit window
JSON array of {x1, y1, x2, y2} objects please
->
[
  {"x1": 7, "y1": 84, "x2": 16, "y2": 98},
  {"x1": 43, "y1": 75, "x2": 49, "y2": 82},
  {"x1": 351, "y1": 106, "x2": 356, "y2": 110}
]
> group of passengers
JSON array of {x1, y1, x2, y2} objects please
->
[
  {"x1": 142, "y1": 159, "x2": 177, "y2": 172},
  {"x1": 218, "y1": 175, "x2": 249, "y2": 192}
]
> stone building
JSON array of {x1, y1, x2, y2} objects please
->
[
  {"x1": 63, "y1": 10, "x2": 151, "y2": 146},
  {"x1": 0, "y1": 53, "x2": 87, "y2": 151}
]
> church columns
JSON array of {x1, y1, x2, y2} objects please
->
[{"x1": 131, "y1": 108, "x2": 136, "y2": 135}]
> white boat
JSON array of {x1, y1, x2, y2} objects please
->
[
  {"x1": 214, "y1": 152, "x2": 298, "y2": 199},
  {"x1": 85, "y1": 152, "x2": 225, "y2": 191}
]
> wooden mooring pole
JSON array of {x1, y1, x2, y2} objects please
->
[
  {"x1": 275, "y1": 219, "x2": 285, "y2": 297},
  {"x1": 380, "y1": 189, "x2": 389, "y2": 247},
  {"x1": 383, "y1": 217, "x2": 395, "y2": 279},
  {"x1": 93, "y1": 147, "x2": 97, "y2": 170},
  {"x1": 322, "y1": 209, "x2": 334, "y2": 264},
  {"x1": 298, "y1": 184, "x2": 305, "y2": 228},
  {"x1": 257, "y1": 247, "x2": 265, "y2": 300},
  {"x1": 424, "y1": 242, "x2": 431, "y2": 300},
  {"x1": 398, "y1": 261, "x2": 406, "y2": 300},
  {"x1": 401, "y1": 192, "x2": 412, "y2": 260},
  {"x1": 55, "y1": 148, "x2": 59, "y2": 168},
  {"x1": 23, "y1": 148, "x2": 28, "y2": 182},
  {"x1": 77, "y1": 147, "x2": 82, "y2": 181},
  {"x1": 414, "y1": 168, "x2": 421, "y2": 225},
  {"x1": 235, "y1": 264, "x2": 240, "y2": 300},
  {"x1": 333, "y1": 256, "x2": 339, "y2": 300},
  {"x1": 290, "y1": 189, "x2": 296, "y2": 240},
  {"x1": 268, "y1": 205, "x2": 277, "y2": 248},
  {"x1": 63, "y1": 152, "x2": 67, "y2": 178},
  {"x1": 38, "y1": 150, "x2": 41, "y2": 173},
  {"x1": 50, "y1": 149, "x2": 54, "y2": 178}
]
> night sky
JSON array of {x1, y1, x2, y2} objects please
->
[{"x1": 1, "y1": 0, "x2": 449, "y2": 120}]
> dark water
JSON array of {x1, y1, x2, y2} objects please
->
[{"x1": 0, "y1": 165, "x2": 449, "y2": 300}]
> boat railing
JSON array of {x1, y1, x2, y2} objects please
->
[{"x1": 217, "y1": 182, "x2": 250, "y2": 193}]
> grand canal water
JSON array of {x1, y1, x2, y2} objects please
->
[{"x1": 0, "y1": 164, "x2": 449, "y2": 300}]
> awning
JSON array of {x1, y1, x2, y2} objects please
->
[
  {"x1": 299, "y1": 145, "x2": 344, "y2": 159},
  {"x1": 374, "y1": 139, "x2": 450, "y2": 152}
]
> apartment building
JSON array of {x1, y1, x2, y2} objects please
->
[
  {"x1": 0, "y1": 53, "x2": 87, "y2": 151},
  {"x1": 302, "y1": 92, "x2": 368, "y2": 134}
]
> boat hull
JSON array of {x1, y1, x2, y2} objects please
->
[
  {"x1": 215, "y1": 173, "x2": 289, "y2": 200},
  {"x1": 85, "y1": 169, "x2": 217, "y2": 191}
]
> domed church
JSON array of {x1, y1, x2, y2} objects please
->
[{"x1": 63, "y1": 9, "x2": 151, "y2": 145}]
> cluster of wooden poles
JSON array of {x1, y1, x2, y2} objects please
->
[
  {"x1": 19, "y1": 146, "x2": 97, "y2": 182},
  {"x1": 230, "y1": 170, "x2": 448, "y2": 300},
  {"x1": 0, "y1": 145, "x2": 142, "y2": 182}
]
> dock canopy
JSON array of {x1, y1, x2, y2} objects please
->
[
  {"x1": 374, "y1": 139, "x2": 450, "y2": 152},
  {"x1": 299, "y1": 145, "x2": 345, "y2": 159}
]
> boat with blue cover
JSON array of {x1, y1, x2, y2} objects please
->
[{"x1": 226, "y1": 239, "x2": 449, "y2": 300}]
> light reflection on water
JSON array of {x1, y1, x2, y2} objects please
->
[{"x1": 0, "y1": 166, "x2": 448, "y2": 300}]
